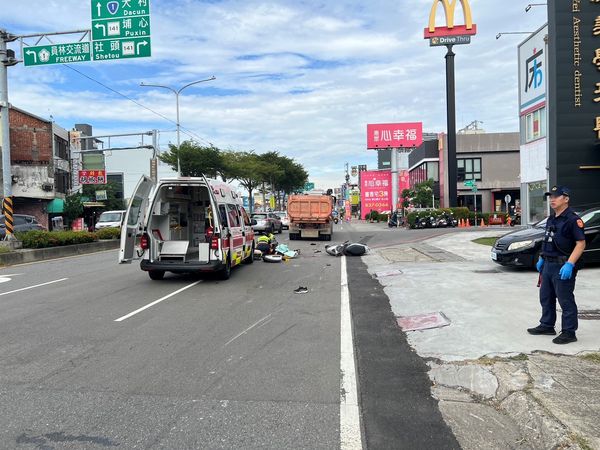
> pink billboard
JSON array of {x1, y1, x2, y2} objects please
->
[
  {"x1": 367, "y1": 122, "x2": 423, "y2": 149},
  {"x1": 360, "y1": 170, "x2": 392, "y2": 219}
]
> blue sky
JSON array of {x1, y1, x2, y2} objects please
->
[{"x1": 2, "y1": 0, "x2": 547, "y2": 196}]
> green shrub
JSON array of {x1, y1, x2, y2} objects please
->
[
  {"x1": 95, "y1": 227, "x2": 121, "y2": 240},
  {"x1": 16, "y1": 230, "x2": 97, "y2": 249}
]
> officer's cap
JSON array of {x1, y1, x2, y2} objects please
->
[{"x1": 544, "y1": 185, "x2": 570, "y2": 197}]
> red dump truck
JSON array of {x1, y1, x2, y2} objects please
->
[{"x1": 287, "y1": 194, "x2": 333, "y2": 240}]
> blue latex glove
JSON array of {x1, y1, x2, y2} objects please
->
[
  {"x1": 536, "y1": 257, "x2": 544, "y2": 273},
  {"x1": 559, "y1": 262, "x2": 574, "y2": 280}
]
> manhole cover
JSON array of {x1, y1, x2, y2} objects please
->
[
  {"x1": 473, "y1": 269, "x2": 502, "y2": 274},
  {"x1": 578, "y1": 310, "x2": 600, "y2": 320}
]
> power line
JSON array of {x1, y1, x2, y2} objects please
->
[{"x1": 61, "y1": 63, "x2": 213, "y2": 146}]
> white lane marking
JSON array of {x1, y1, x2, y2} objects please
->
[
  {"x1": 0, "y1": 278, "x2": 68, "y2": 297},
  {"x1": 114, "y1": 280, "x2": 202, "y2": 322},
  {"x1": 223, "y1": 313, "x2": 273, "y2": 347},
  {"x1": 340, "y1": 256, "x2": 363, "y2": 449}
]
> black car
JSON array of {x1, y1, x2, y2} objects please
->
[
  {"x1": 0, "y1": 214, "x2": 46, "y2": 239},
  {"x1": 491, "y1": 207, "x2": 600, "y2": 268}
]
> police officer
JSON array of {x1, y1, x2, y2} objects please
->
[{"x1": 528, "y1": 186, "x2": 586, "y2": 344}]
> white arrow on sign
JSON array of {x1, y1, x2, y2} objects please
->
[
  {"x1": 25, "y1": 50, "x2": 37, "y2": 63},
  {"x1": 95, "y1": 23, "x2": 107, "y2": 36},
  {"x1": 136, "y1": 40, "x2": 148, "y2": 54},
  {"x1": 96, "y1": 2, "x2": 102, "y2": 17}
]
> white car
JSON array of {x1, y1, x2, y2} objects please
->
[
  {"x1": 273, "y1": 211, "x2": 289, "y2": 229},
  {"x1": 95, "y1": 210, "x2": 126, "y2": 230}
]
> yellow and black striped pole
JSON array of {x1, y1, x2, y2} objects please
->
[{"x1": 2, "y1": 197, "x2": 14, "y2": 239}]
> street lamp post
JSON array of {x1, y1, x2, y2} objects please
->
[{"x1": 140, "y1": 76, "x2": 215, "y2": 176}]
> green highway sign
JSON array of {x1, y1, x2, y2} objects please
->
[
  {"x1": 92, "y1": 36, "x2": 151, "y2": 60},
  {"x1": 92, "y1": 0, "x2": 150, "y2": 20},
  {"x1": 92, "y1": 15, "x2": 150, "y2": 41},
  {"x1": 463, "y1": 180, "x2": 475, "y2": 187},
  {"x1": 304, "y1": 182, "x2": 315, "y2": 191},
  {"x1": 23, "y1": 43, "x2": 92, "y2": 66},
  {"x1": 91, "y1": 0, "x2": 152, "y2": 61}
]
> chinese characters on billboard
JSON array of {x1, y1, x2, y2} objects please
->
[
  {"x1": 367, "y1": 122, "x2": 423, "y2": 149},
  {"x1": 78, "y1": 170, "x2": 106, "y2": 185},
  {"x1": 360, "y1": 170, "x2": 392, "y2": 219}
]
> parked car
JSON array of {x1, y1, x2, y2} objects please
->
[
  {"x1": 95, "y1": 210, "x2": 126, "y2": 230},
  {"x1": 251, "y1": 213, "x2": 283, "y2": 234},
  {"x1": 0, "y1": 214, "x2": 46, "y2": 238},
  {"x1": 491, "y1": 207, "x2": 600, "y2": 268},
  {"x1": 273, "y1": 211, "x2": 289, "y2": 229}
]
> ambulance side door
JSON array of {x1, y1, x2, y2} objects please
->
[
  {"x1": 226, "y1": 204, "x2": 244, "y2": 266},
  {"x1": 239, "y1": 206, "x2": 255, "y2": 255}
]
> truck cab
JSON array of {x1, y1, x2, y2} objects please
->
[{"x1": 119, "y1": 176, "x2": 255, "y2": 280}]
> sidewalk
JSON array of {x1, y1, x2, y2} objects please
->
[{"x1": 363, "y1": 230, "x2": 600, "y2": 450}]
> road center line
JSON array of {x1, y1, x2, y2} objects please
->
[
  {"x1": 340, "y1": 256, "x2": 363, "y2": 450},
  {"x1": 114, "y1": 280, "x2": 202, "y2": 322},
  {"x1": 0, "y1": 278, "x2": 68, "y2": 297}
]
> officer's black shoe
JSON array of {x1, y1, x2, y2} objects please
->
[
  {"x1": 527, "y1": 325, "x2": 557, "y2": 335},
  {"x1": 552, "y1": 332, "x2": 577, "y2": 345}
]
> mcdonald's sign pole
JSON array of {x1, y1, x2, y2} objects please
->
[{"x1": 424, "y1": 0, "x2": 476, "y2": 207}]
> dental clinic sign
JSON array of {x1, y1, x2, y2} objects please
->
[{"x1": 548, "y1": 0, "x2": 600, "y2": 210}]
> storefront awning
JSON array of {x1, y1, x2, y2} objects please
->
[{"x1": 47, "y1": 198, "x2": 64, "y2": 213}]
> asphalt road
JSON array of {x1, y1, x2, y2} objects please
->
[{"x1": 0, "y1": 223, "x2": 457, "y2": 449}]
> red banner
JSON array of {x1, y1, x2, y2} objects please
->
[
  {"x1": 360, "y1": 170, "x2": 392, "y2": 219},
  {"x1": 367, "y1": 122, "x2": 423, "y2": 149},
  {"x1": 79, "y1": 170, "x2": 106, "y2": 185}
]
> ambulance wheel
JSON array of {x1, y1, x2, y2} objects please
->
[
  {"x1": 218, "y1": 257, "x2": 231, "y2": 280},
  {"x1": 244, "y1": 244, "x2": 255, "y2": 264},
  {"x1": 148, "y1": 270, "x2": 165, "y2": 280}
]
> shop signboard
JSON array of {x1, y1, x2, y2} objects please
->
[
  {"x1": 360, "y1": 170, "x2": 392, "y2": 219},
  {"x1": 367, "y1": 122, "x2": 423, "y2": 149}
]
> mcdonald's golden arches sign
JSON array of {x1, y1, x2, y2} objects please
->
[{"x1": 424, "y1": 0, "x2": 477, "y2": 39}]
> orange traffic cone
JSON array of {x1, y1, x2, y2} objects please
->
[
  {"x1": 466, "y1": 218, "x2": 471, "y2": 228},
  {"x1": 480, "y1": 218, "x2": 486, "y2": 227},
  {"x1": 458, "y1": 218, "x2": 463, "y2": 228}
]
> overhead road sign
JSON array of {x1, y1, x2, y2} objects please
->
[
  {"x1": 92, "y1": 36, "x2": 151, "y2": 60},
  {"x1": 91, "y1": 0, "x2": 151, "y2": 61},
  {"x1": 304, "y1": 182, "x2": 315, "y2": 191},
  {"x1": 23, "y1": 42, "x2": 92, "y2": 66},
  {"x1": 92, "y1": 0, "x2": 150, "y2": 20},
  {"x1": 463, "y1": 180, "x2": 475, "y2": 187}
]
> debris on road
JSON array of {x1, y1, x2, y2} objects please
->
[
  {"x1": 325, "y1": 242, "x2": 370, "y2": 257},
  {"x1": 294, "y1": 286, "x2": 308, "y2": 294},
  {"x1": 396, "y1": 312, "x2": 451, "y2": 331},
  {"x1": 263, "y1": 254, "x2": 283, "y2": 263},
  {"x1": 374, "y1": 269, "x2": 403, "y2": 278}
]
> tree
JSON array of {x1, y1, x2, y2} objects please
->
[
  {"x1": 159, "y1": 141, "x2": 231, "y2": 180},
  {"x1": 82, "y1": 181, "x2": 125, "y2": 211},
  {"x1": 63, "y1": 193, "x2": 83, "y2": 227},
  {"x1": 413, "y1": 179, "x2": 435, "y2": 208},
  {"x1": 226, "y1": 152, "x2": 270, "y2": 214}
]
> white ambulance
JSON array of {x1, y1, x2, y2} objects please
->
[{"x1": 119, "y1": 175, "x2": 256, "y2": 280}]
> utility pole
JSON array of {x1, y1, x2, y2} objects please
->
[{"x1": 0, "y1": 29, "x2": 18, "y2": 240}]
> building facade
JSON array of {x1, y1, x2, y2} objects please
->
[
  {"x1": 518, "y1": 24, "x2": 548, "y2": 225},
  {"x1": 430, "y1": 132, "x2": 520, "y2": 213}
]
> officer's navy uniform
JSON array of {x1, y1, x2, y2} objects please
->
[{"x1": 539, "y1": 206, "x2": 585, "y2": 336}]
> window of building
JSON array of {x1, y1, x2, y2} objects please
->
[
  {"x1": 528, "y1": 181, "x2": 547, "y2": 223},
  {"x1": 524, "y1": 107, "x2": 546, "y2": 143},
  {"x1": 457, "y1": 158, "x2": 482, "y2": 182}
]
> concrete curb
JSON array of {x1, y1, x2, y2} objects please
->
[{"x1": 0, "y1": 240, "x2": 119, "y2": 266}]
